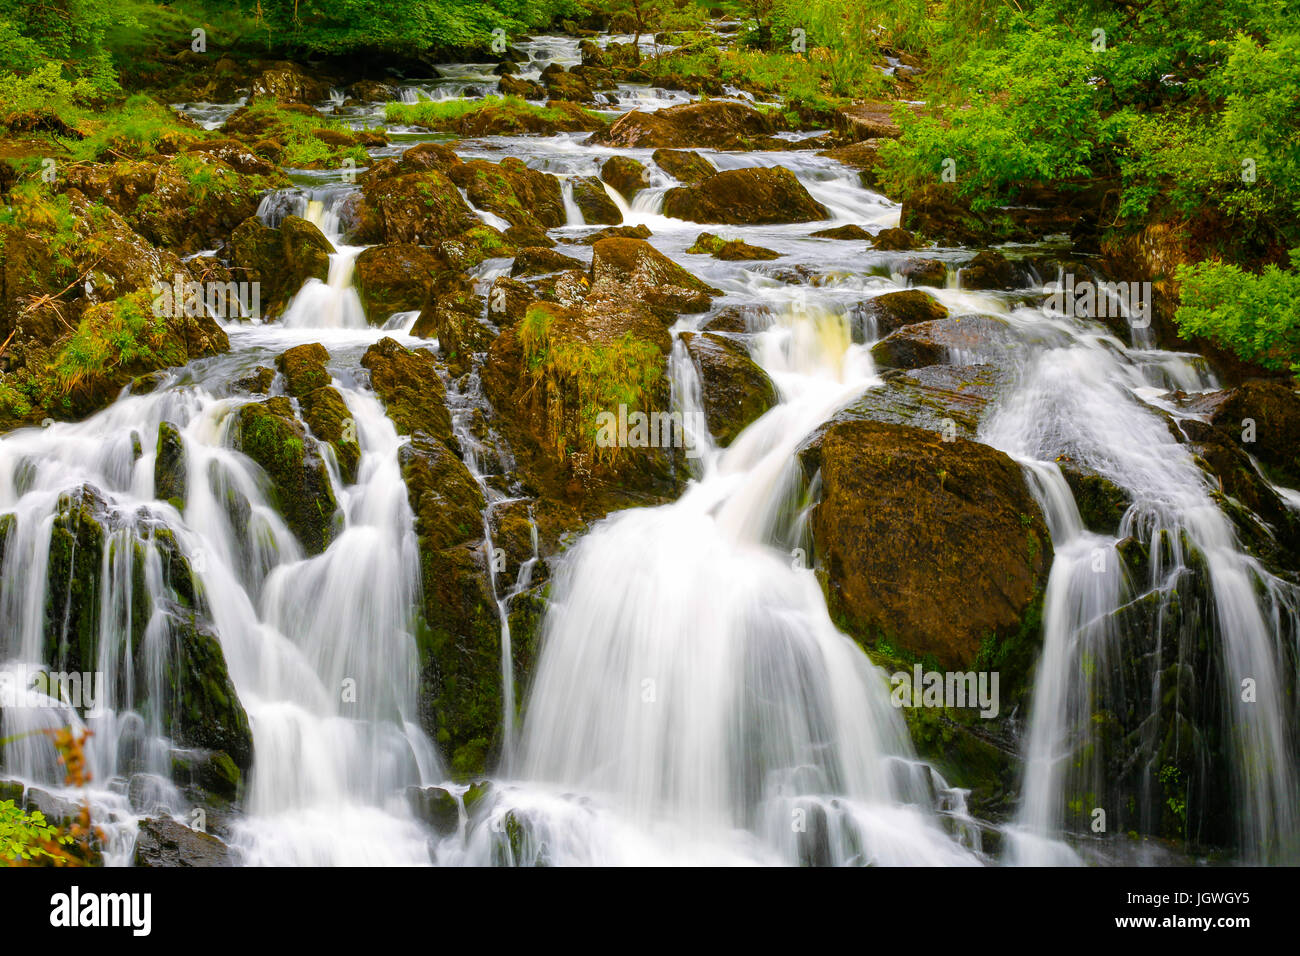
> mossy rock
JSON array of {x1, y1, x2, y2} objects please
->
[
  {"x1": 155, "y1": 421, "x2": 188, "y2": 510},
  {"x1": 570, "y1": 176, "x2": 622, "y2": 225},
  {"x1": 681, "y1": 332, "x2": 778, "y2": 446},
  {"x1": 359, "y1": 338, "x2": 453, "y2": 442},
  {"x1": 235, "y1": 397, "x2": 339, "y2": 555}
]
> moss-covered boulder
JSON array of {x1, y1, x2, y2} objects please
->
[
  {"x1": 872, "y1": 228, "x2": 919, "y2": 251},
  {"x1": 227, "y1": 214, "x2": 334, "y2": 319},
  {"x1": 356, "y1": 170, "x2": 479, "y2": 244},
  {"x1": 589, "y1": 101, "x2": 776, "y2": 149},
  {"x1": 681, "y1": 332, "x2": 778, "y2": 446},
  {"x1": 663, "y1": 167, "x2": 829, "y2": 225},
  {"x1": 570, "y1": 176, "x2": 622, "y2": 225},
  {"x1": 131, "y1": 153, "x2": 278, "y2": 255},
  {"x1": 589, "y1": 237, "x2": 719, "y2": 313},
  {"x1": 438, "y1": 224, "x2": 515, "y2": 272},
  {"x1": 155, "y1": 421, "x2": 188, "y2": 509},
  {"x1": 354, "y1": 243, "x2": 459, "y2": 323},
  {"x1": 685, "y1": 232, "x2": 780, "y2": 261},
  {"x1": 800, "y1": 420, "x2": 1051, "y2": 687},
  {"x1": 413, "y1": 290, "x2": 492, "y2": 373},
  {"x1": 249, "y1": 63, "x2": 332, "y2": 104},
  {"x1": 499, "y1": 75, "x2": 546, "y2": 99},
  {"x1": 359, "y1": 338, "x2": 453, "y2": 443},
  {"x1": 898, "y1": 258, "x2": 947, "y2": 287},
  {"x1": 811, "y1": 224, "x2": 873, "y2": 240},
  {"x1": 1200, "y1": 380, "x2": 1300, "y2": 489},
  {"x1": 276, "y1": 342, "x2": 332, "y2": 397},
  {"x1": 601, "y1": 156, "x2": 648, "y2": 201},
  {"x1": 235, "y1": 397, "x2": 339, "y2": 555},
  {"x1": 858, "y1": 290, "x2": 949, "y2": 339},
  {"x1": 134, "y1": 817, "x2": 234, "y2": 867},
  {"x1": 652, "y1": 148, "x2": 716, "y2": 184},
  {"x1": 837, "y1": 364, "x2": 1008, "y2": 440},
  {"x1": 959, "y1": 249, "x2": 1019, "y2": 290},
  {"x1": 448, "y1": 158, "x2": 566, "y2": 234},
  {"x1": 275, "y1": 345, "x2": 361, "y2": 484}
]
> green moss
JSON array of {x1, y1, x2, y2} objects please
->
[{"x1": 518, "y1": 304, "x2": 665, "y2": 465}]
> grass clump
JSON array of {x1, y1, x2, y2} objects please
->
[{"x1": 518, "y1": 304, "x2": 665, "y2": 465}]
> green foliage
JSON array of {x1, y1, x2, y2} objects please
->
[
  {"x1": 0, "y1": 0, "x2": 124, "y2": 98},
  {"x1": 240, "y1": 99, "x2": 369, "y2": 168},
  {"x1": 871, "y1": 0, "x2": 1300, "y2": 250},
  {"x1": 0, "y1": 799, "x2": 72, "y2": 864},
  {"x1": 1174, "y1": 251, "x2": 1300, "y2": 376},
  {"x1": 519, "y1": 304, "x2": 665, "y2": 463},
  {"x1": 385, "y1": 95, "x2": 592, "y2": 130}
]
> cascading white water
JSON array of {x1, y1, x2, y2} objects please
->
[{"x1": 445, "y1": 305, "x2": 983, "y2": 866}]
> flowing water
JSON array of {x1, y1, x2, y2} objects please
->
[{"x1": 3, "y1": 30, "x2": 1298, "y2": 866}]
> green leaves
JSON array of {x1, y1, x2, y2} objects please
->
[
  {"x1": 0, "y1": 799, "x2": 71, "y2": 865},
  {"x1": 1174, "y1": 251, "x2": 1300, "y2": 375}
]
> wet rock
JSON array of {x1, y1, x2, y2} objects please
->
[
  {"x1": 156, "y1": 603, "x2": 255, "y2": 769},
  {"x1": 856, "y1": 289, "x2": 949, "y2": 339},
  {"x1": 276, "y1": 343, "x2": 332, "y2": 397},
  {"x1": 872, "y1": 228, "x2": 918, "y2": 251},
  {"x1": 347, "y1": 79, "x2": 399, "y2": 101},
  {"x1": 135, "y1": 817, "x2": 234, "y2": 867},
  {"x1": 439, "y1": 224, "x2": 516, "y2": 272},
  {"x1": 833, "y1": 103, "x2": 902, "y2": 140},
  {"x1": 355, "y1": 243, "x2": 459, "y2": 322},
  {"x1": 359, "y1": 338, "x2": 453, "y2": 442},
  {"x1": 900, "y1": 184, "x2": 991, "y2": 247},
  {"x1": 570, "y1": 176, "x2": 622, "y2": 225},
  {"x1": 356, "y1": 170, "x2": 479, "y2": 244},
  {"x1": 1198, "y1": 380, "x2": 1300, "y2": 489},
  {"x1": 130, "y1": 153, "x2": 274, "y2": 255},
  {"x1": 871, "y1": 315, "x2": 1015, "y2": 370},
  {"x1": 601, "y1": 155, "x2": 648, "y2": 201},
  {"x1": 299, "y1": 385, "x2": 361, "y2": 485},
  {"x1": 235, "y1": 366, "x2": 275, "y2": 394},
  {"x1": 511, "y1": 246, "x2": 586, "y2": 277},
  {"x1": 836, "y1": 364, "x2": 1008, "y2": 439},
  {"x1": 542, "y1": 68, "x2": 595, "y2": 103},
  {"x1": 499, "y1": 75, "x2": 545, "y2": 99},
  {"x1": 416, "y1": 291, "x2": 492, "y2": 372},
  {"x1": 811, "y1": 224, "x2": 873, "y2": 240},
  {"x1": 801, "y1": 420, "x2": 1051, "y2": 676},
  {"x1": 408, "y1": 786, "x2": 460, "y2": 836},
  {"x1": 393, "y1": 141, "x2": 463, "y2": 176},
  {"x1": 959, "y1": 250, "x2": 1019, "y2": 290},
  {"x1": 1059, "y1": 461, "x2": 1132, "y2": 536},
  {"x1": 235, "y1": 397, "x2": 339, "y2": 555},
  {"x1": 897, "y1": 257, "x2": 947, "y2": 287},
  {"x1": 681, "y1": 332, "x2": 778, "y2": 446},
  {"x1": 502, "y1": 223, "x2": 554, "y2": 249},
  {"x1": 685, "y1": 232, "x2": 780, "y2": 261},
  {"x1": 590, "y1": 237, "x2": 719, "y2": 312},
  {"x1": 576, "y1": 224, "x2": 652, "y2": 245},
  {"x1": 155, "y1": 421, "x2": 188, "y2": 509},
  {"x1": 227, "y1": 214, "x2": 334, "y2": 319},
  {"x1": 250, "y1": 62, "x2": 332, "y2": 104},
  {"x1": 449, "y1": 157, "x2": 565, "y2": 233},
  {"x1": 63, "y1": 191, "x2": 185, "y2": 307},
  {"x1": 652, "y1": 148, "x2": 717, "y2": 184},
  {"x1": 589, "y1": 100, "x2": 776, "y2": 149},
  {"x1": 662, "y1": 167, "x2": 828, "y2": 225},
  {"x1": 701, "y1": 304, "x2": 774, "y2": 334},
  {"x1": 485, "y1": 276, "x2": 533, "y2": 327}
]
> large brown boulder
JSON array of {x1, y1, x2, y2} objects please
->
[
  {"x1": 662, "y1": 167, "x2": 828, "y2": 225},
  {"x1": 801, "y1": 420, "x2": 1051, "y2": 675},
  {"x1": 833, "y1": 103, "x2": 902, "y2": 140},
  {"x1": 355, "y1": 170, "x2": 479, "y2": 244},
  {"x1": 359, "y1": 338, "x2": 453, "y2": 443},
  {"x1": 250, "y1": 62, "x2": 332, "y2": 104},
  {"x1": 589, "y1": 237, "x2": 719, "y2": 313},
  {"x1": 871, "y1": 315, "x2": 1016, "y2": 370},
  {"x1": 1195, "y1": 380, "x2": 1300, "y2": 489},
  {"x1": 448, "y1": 157, "x2": 565, "y2": 233},
  {"x1": 681, "y1": 332, "x2": 778, "y2": 446},
  {"x1": 570, "y1": 176, "x2": 622, "y2": 225},
  {"x1": 131, "y1": 153, "x2": 276, "y2": 255},
  {"x1": 589, "y1": 101, "x2": 776, "y2": 149},
  {"x1": 858, "y1": 290, "x2": 949, "y2": 339},
  {"x1": 354, "y1": 243, "x2": 460, "y2": 323},
  {"x1": 652, "y1": 148, "x2": 717, "y2": 184},
  {"x1": 227, "y1": 214, "x2": 334, "y2": 319},
  {"x1": 601, "y1": 156, "x2": 648, "y2": 201}
]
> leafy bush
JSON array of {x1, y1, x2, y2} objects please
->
[
  {"x1": 0, "y1": 800, "x2": 72, "y2": 865},
  {"x1": 1174, "y1": 251, "x2": 1300, "y2": 376}
]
